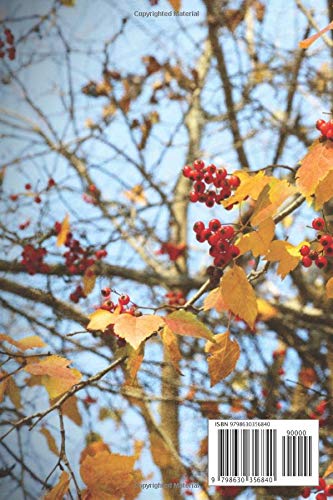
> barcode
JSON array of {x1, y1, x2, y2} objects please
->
[{"x1": 208, "y1": 420, "x2": 318, "y2": 486}]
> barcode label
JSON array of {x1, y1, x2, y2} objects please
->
[{"x1": 208, "y1": 420, "x2": 318, "y2": 486}]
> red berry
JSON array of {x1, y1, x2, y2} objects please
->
[
  {"x1": 101, "y1": 287, "x2": 111, "y2": 297},
  {"x1": 25, "y1": 183, "x2": 31, "y2": 190},
  {"x1": 315, "y1": 256, "x2": 328, "y2": 269},
  {"x1": 325, "y1": 244, "x2": 333, "y2": 256},
  {"x1": 208, "y1": 219, "x2": 221, "y2": 232},
  {"x1": 230, "y1": 245, "x2": 240, "y2": 258},
  {"x1": 189, "y1": 191, "x2": 199, "y2": 202},
  {"x1": 317, "y1": 478, "x2": 327, "y2": 491},
  {"x1": 315, "y1": 400, "x2": 327, "y2": 415},
  {"x1": 324, "y1": 485, "x2": 333, "y2": 496},
  {"x1": 327, "y1": 129, "x2": 333, "y2": 140},
  {"x1": 278, "y1": 368, "x2": 285, "y2": 376},
  {"x1": 227, "y1": 175, "x2": 241, "y2": 188},
  {"x1": 201, "y1": 229, "x2": 212, "y2": 240},
  {"x1": 193, "y1": 159, "x2": 205, "y2": 170},
  {"x1": 301, "y1": 256, "x2": 312, "y2": 267},
  {"x1": 95, "y1": 249, "x2": 107, "y2": 259},
  {"x1": 316, "y1": 119, "x2": 326, "y2": 130},
  {"x1": 196, "y1": 232, "x2": 206, "y2": 243},
  {"x1": 48, "y1": 178, "x2": 56, "y2": 188},
  {"x1": 316, "y1": 493, "x2": 327, "y2": 500},
  {"x1": 34, "y1": 196, "x2": 42, "y2": 203},
  {"x1": 320, "y1": 234, "x2": 333, "y2": 247},
  {"x1": 193, "y1": 181, "x2": 205, "y2": 193},
  {"x1": 10, "y1": 194, "x2": 18, "y2": 201},
  {"x1": 182, "y1": 165, "x2": 192, "y2": 178},
  {"x1": 225, "y1": 203, "x2": 234, "y2": 211},
  {"x1": 119, "y1": 294, "x2": 130, "y2": 305},
  {"x1": 309, "y1": 250, "x2": 318, "y2": 261},
  {"x1": 301, "y1": 487, "x2": 311, "y2": 498},
  {"x1": 7, "y1": 47, "x2": 15, "y2": 60},
  {"x1": 300, "y1": 245, "x2": 310, "y2": 256},
  {"x1": 193, "y1": 221, "x2": 205, "y2": 233},
  {"x1": 220, "y1": 225, "x2": 235, "y2": 240},
  {"x1": 208, "y1": 233, "x2": 222, "y2": 246},
  {"x1": 312, "y1": 217, "x2": 325, "y2": 230}
]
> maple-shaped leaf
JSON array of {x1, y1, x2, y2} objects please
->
[
  {"x1": 83, "y1": 267, "x2": 96, "y2": 295},
  {"x1": 44, "y1": 471, "x2": 70, "y2": 500},
  {"x1": 24, "y1": 355, "x2": 81, "y2": 398},
  {"x1": 80, "y1": 450, "x2": 143, "y2": 500},
  {"x1": 326, "y1": 277, "x2": 333, "y2": 299},
  {"x1": 114, "y1": 314, "x2": 164, "y2": 350},
  {"x1": 314, "y1": 170, "x2": 333, "y2": 209},
  {"x1": 251, "y1": 180, "x2": 298, "y2": 226},
  {"x1": 0, "y1": 334, "x2": 46, "y2": 351},
  {"x1": 161, "y1": 326, "x2": 182, "y2": 374},
  {"x1": 203, "y1": 287, "x2": 227, "y2": 312},
  {"x1": 220, "y1": 265, "x2": 258, "y2": 329},
  {"x1": 87, "y1": 309, "x2": 118, "y2": 331},
  {"x1": 56, "y1": 214, "x2": 70, "y2": 247},
  {"x1": 237, "y1": 218, "x2": 275, "y2": 257},
  {"x1": 221, "y1": 171, "x2": 271, "y2": 207},
  {"x1": 266, "y1": 240, "x2": 305, "y2": 279},
  {"x1": 40, "y1": 427, "x2": 58, "y2": 456},
  {"x1": 296, "y1": 139, "x2": 333, "y2": 197},
  {"x1": 205, "y1": 332, "x2": 240, "y2": 387},
  {"x1": 51, "y1": 395, "x2": 82, "y2": 426},
  {"x1": 299, "y1": 20, "x2": 333, "y2": 48},
  {"x1": 164, "y1": 310, "x2": 215, "y2": 341}
]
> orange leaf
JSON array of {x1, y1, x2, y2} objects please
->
[
  {"x1": 221, "y1": 171, "x2": 271, "y2": 207},
  {"x1": 299, "y1": 367, "x2": 317, "y2": 388},
  {"x1": 114, "y1": 314, "x2": 164, "y2": 350},
  {"x1": 168, "y1": 0, "x2": 181, "y2": 10},
  {"x1": 203, "y1": 287, "x2": 227, "y2": 313},
  {"x1": 205, "y1": 332, "x2": 240, "y2": 387},
  {"x1": 220, "y1": 265, "x2": 258, "y2": 328},
  {"x1": 123, "y1": 185, "x2": 147, "y2": 205},
  {"x1": 44, "y1": 471, "x2": 70, "y2": 500},
  {"x1": 150, "y1": 431, "x2": 179, "y2": 470},
  {"x1": 266, "y1": 240, "x2": 305, "y2": 279},
  {"x1": 164, "y1": 310, "x2": 215, "y2": 341},
  {"x1": 324, "y1": 459, "x2": 333, "y2": 478},
  {"x1": 40, "y1": 427, "x2": 59, "y2": 456},
  {"x1": 237, "y1": 217, "x2": 275, "y2": 257},
  {"x1": 83, "y1": 267, "x2": 96, "y2": 295},
  {"x1": 24, "y1": 355, "x2": 81, "y2": 398},
  {"x1": 296, "y1": 139, "x2": 333, "y2": 197},
  {"x1": 0, "y1": 334, "x2": 46, "y2": 351},
  {"x1": 161, "y1": 326, "x2": 182, "y2": 374},
  {"x1": 51, "y1": 395, "x2": 82, "y2": 426},
  {"x1": 200, "y1": 401, "x2": 220, "y2": 419},
  {"x1": 314, "y1": 170, "x2": 333, "y2": 209},
  {"x1": 326, "y1": 277, "x2": 333, "y2": 299},
  {"x1": 125, "y1": 345, "x2": 144, "y2": 381},
  {"x1": 251, "y1": 180, "x2": 297, "y2": 226},
  {"x1": 0, "y1": 370, "x2": 9, "y2": 403},
  {"x1": 7, "y1": 377, "x2": 22, "y2": 409},
  {"x1": 299, "y1": 20, "x2": 333, "y2": 49},
  {"x1": 56, "y1": 214, "x2": 70, "y2": 247},
  {"x1": 87, "y1": 309, "x2": 118, "y2": 331}
]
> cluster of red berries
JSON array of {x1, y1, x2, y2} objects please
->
[
  {"x1": 0, "y1": 28, "x2": 15, "y2": 60},
  {"x1": 21, "y1": 245, "x2": 49, "y2": 275},
  {"x1": 316, "y1": 119, "x2": 333, "y2": 140},
  {"x1": 157, "y1": 242, "x2": 186, "y2": 261},
  {"x1": 300, "y1": 218, "x2": 332, "y2": 269},
  {"x1": 309, "y1": 400, "x2": 328, "y2": 427},
  {"x1": 69, "y1": 285, "x2": 87, "y2": 304},
  {"x1": 165, "y1": 290, "x2": 186, "y2": 306},
  {"x1": 99, "y1": 288, "x2": 141, "y2": 347},
  {"x1": 301, "y1": 477, "x2": 333, "y2": 499},
  {"x1": 193, "y1": 219, "x2": 240, "y2": 267},
  {"x1": 182, "y1": 160, "x2": 241, "y2": 208}
]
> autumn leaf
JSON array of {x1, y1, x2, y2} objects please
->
[
  {"x1": 161, "y1": 326, "x2": 182, "y2": 374},
  {"x1": 80, "y1": 450, "x2": 143, "y2": 500},
  {"x1": 200, "y1": 401, "x2": 220, "y2": 419},
  {"x1": 203, "y1": 287, "x2": 227, "y2": 313},
  {"x1": 83, "y1": 267, "x2": 96, "y2": 295},
  {"x1": 326, "y1": 277, "x2": 333, "y2": 299},
  {"x1": 51, "y1": 395, "x2": 82, "y2": 426},
  {"x1": 56, "y1": 214, "x2": 70, "y2": 247},
  {"x1": 40, "y1": 427, "x2": 58, "y2": 456},
  {"x1": 299, "y1": 367, "x2": 317, "y2": 388},
  {"x1": 299, "y1": 20, "x2": 333, "y2": 49},
  {"x1": 164, "y1": 310, "x2": 215, "y2": 341},
  {"x1": 221, "y1": 171, "x2": 271, "y2": 207},
  {"x1": 168, "y1": 0, "x2": 181, "y2": 11},
  {"x1": 44, "y1": 471, "x2": 70, "y2": 500},
  {"x1": 125, "y1": 344, "x2": 145, "y2": 381},
  {"x1": 0, "y1": 334, "x2": 46, "y2": 351},
  {"x1": 87, "y1": 309, "x2": 118, "y2": 331},
  {"x1": 324, "y1": 459, "x2": 333, "y2": 478},
  {"x1": 7, "y1": 377, "x2": 22, "y2": 409},
  {"x1": 205, "y1": 332, "x2": 240, "y2": 387},
  {"x1": 114, "y1": 314, "x2": 164, "y2": 350},
  {"x1": 250, "y1": 180, "x2": 298, "y2": 226},
  {"x1": 150, "y1": 431, "x2": 179, "y2": 470},
  {"x1": 314, "y1": 170, "x2": 333, "y2": 209},
  {"x1": 266, "y1": 240, "x2": 305, "y2": 279},
  {"x1": 0, "y1": 371, "x2": 8, "y2": 402},
  {"x1": 256, "y1": 298, "x2": 277, "y2": 321},
  {"x1": 220, "y1": 265, "x2": 258, "y2": 329},
  {"x1": 24, "y1": 355, "x2": 81, "y2": 398},
  {"x1": 60, "y1": 0, "x2": 76, "y2": 5},
  {"x1": 123, "y1": 185, "x2": 147, "y2": 205},
  {"x1": 237, "y1": 218, "x2": 275, "y2": 257},
  {"x1": 296, "y1": 139, "x2": 333, "y2": 198}
]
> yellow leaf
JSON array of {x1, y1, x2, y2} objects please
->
[
  {"x1": 237, "y1": 218, "x2": 275, "y2": 257},
  {"x1": 51, "y1": 395, "x2": 82, "y2": 426},
  {"x1": 24, "y1": 355, "x2": 81, "y2": 398},
  {"x1": 44, "y1": 471, "x2": 70, "y2": 500},
  {"x1": 7, "y1": 377, "x2": 21, "y2": 409},
  {"x1": 256, "y1": 298, "x2": 277, "y2": 321},
  {"x1": 56, "y1": 214, "x2": 70, "y2": 247},
  {"x1": 266, "y1": 240, "x2": 305, "y2": 279},
  {"x1": 161, "y1": 326, "x2": 182, "y2": 374},
  {"x1": 220, "y1": 265, "x2": 258, "y2": 328},
  {"x1": 0, "y1": 334, "x2": 46, "y2": 351},
  {"x1": 114, "y1": 314, "x2": 164, "y2": 350},
  {"x1": 83, "y1": 268, "x2": 96, "y2": 295},
  {"x1": 80, "y1": 450, "x2": 142, "y2": 500},
  {"x1": 296, "y1": 139, "x2": 333, "y2": 198},
  {"x1": 251, "y1": 180, "x2": 298, "y2": 226},
  {"x1": 87, "y1": 309, "x2": 118, "y2": 331},
  {"x1": 125, "y1": 344, "x2": 144, "y2": 382},
  {"x1": 123, "y1": 185, "x2": 147, "y2": 205},
  {"x1": 0, "y1": 371, "x2": 9, "y2": 403},
  {"x1": 221, "y1": 171, "x2": 271, "y2": 207},
  {"x1": 150, "y1": 432, "x2": 179, "y2": 470},
  {"x1": 164, "y1": 310, "x2": 215, "y2": 341},
  {"x1": 205, "y1": 332, "x2": 240, "y2": 387},
  {"x1": 326, "y1": 277, "x2": 333, "y2": 299},
  {"x1": 314, "y1": 170, "x2": 333, "y2": 209},
  {"x1": 60, "y1": 0, "x2": 76, "y2": 5},
  {"x1": 40, "y1": 427, "x2": 59, "y2": 456},
  {"x1": 168, "y1": 0, "x2": 181, "y2": 10},
  {"x1": 203, "y1": 287, "x2": 227, "y2": 312},
  {"x1": 324, "y1": 459, "x2": 333, "y2": 478}
]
